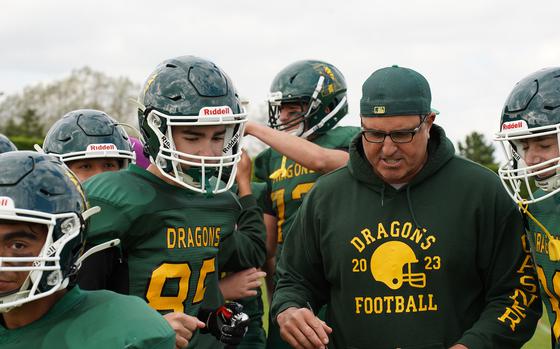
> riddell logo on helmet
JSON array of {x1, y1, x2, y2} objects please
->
[
  {"x1": 0, "y1": 197, "x2": 15, "y2": 209},
  {"x1": 199, "y1": 106, "x2": 233, "y2": 116},
  {"x1": 87, "y1": 144, "x2": 117, "y2": 151},
  {"x1": 501, "y1": 120, "x2": 527, "y2": 132}
]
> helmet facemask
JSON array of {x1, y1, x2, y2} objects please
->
[
  {"x1": 267, "y1": 93, "x2": 309, "y2": 136},
  {"x1": 143, "y1": 107, "x2": 247, "y2": 194},
  {"x1": 268, "y1": 75, "x2": 348, "y2": 139},
  {"x1": 496, "y1": 123, "x2": 560, "y2": 204},
  {"x1": 0, "y1": 207, "x2": 85, "y2": 313}
]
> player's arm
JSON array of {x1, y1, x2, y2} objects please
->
[
  {"x1": 219, "y1": 152, "x2": 267, "y2": 271},
  {"x1": 271, "y1": 189, "x2": 331, "y2": 349},
  {"x1": 244, "y1": 121, "x2": 348, "y2": 173},
  {"x1": 218, "y1": 267, "x2": 266, "y2": 300},
  {"x1": 454, "y1": 198, "x2": 541, "y2": 348}
]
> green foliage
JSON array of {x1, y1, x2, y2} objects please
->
[
  {"x1": 3, "y1": 108, "x2": 44, "y2": 139},
  {"x1": 8, "y1": 135, "x2": 43, "y2": 150},
  {"x1": 458, "y1": 131, "x2": 498, "y2": 168}
]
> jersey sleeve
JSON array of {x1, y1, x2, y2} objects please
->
[
  {"x1": 217, "y1": 193, "x2": 267, "y2": 272},
  {"x1": 86, "y1": 197, "x2": 134, "y2": 245},
  {"x1": 270, "y1": 187, "x2": 329, "y2": 318},
  {"x1": 78, "y1": 176, "x2": 136, "y2": 291},
  {"x1": 253, "y1": 149, "x2": 274, "y2": 215}
]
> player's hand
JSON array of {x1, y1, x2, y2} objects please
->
[
  {"x1": 235, "y1": 151, "x2": 252, "y2": 197},
  {"x1": 163, "y1": 312, "x2": 205, "y2": 349},
  {"x1": 449, "y1": 345, "x2": 469, "y2": 349},
  {"x1": 219, "y1": 267, "x2": 267, "y2": 300},
  {"x1": 198, "y1": 302, "x2": 250, "y2": 346},
  {"x1": 277, "y1": 307, "x2": 331, "y2": 349}
]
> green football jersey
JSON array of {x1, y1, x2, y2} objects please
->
[
  {"x1": 197, "y1": 182, "x2": 268, "y2": 349},
  {"x1": 253, "y1": 126, "x2": 359, "y2": 253},
  {"x1": 0, "y1": 287, "x2": 175, "y2": 349},
  {"x1": 525, "y1": 191, "x2": 560, "y2": 347}
]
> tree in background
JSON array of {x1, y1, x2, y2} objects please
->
[
  {"x1": 2, "y1": 108, "x2": 45, "y2": 150},
  {"x1": 0, "y1": 67, "x2": 140, "y2": 141},
  {"x1": 457, "y1": 131, "x2": 498, "y2": 172}
]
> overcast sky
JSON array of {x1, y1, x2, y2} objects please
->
[{"x1": 1, "y1": 0, "x2": 559, "y2": 156}]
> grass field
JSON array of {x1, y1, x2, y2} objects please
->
[{"x1": 262, "y1": 287, "x2": 551, "y2": 348}]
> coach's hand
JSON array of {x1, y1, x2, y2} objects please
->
[
  {"x1": 163, "y1": 312, "x2": 205, "y2": 349},
  {"x1": 277, "y1": 307, "x2": 331, "y2": 349}
]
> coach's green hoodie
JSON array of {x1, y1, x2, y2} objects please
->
[{"x1": 271, "y1": 125, "x2": 541, "y2": 349}]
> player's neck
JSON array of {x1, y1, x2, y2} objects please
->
[
  {"x1": 2, "y1": 289, "x2": 66, "y2": 329},
  {"x1": 147, "y1": 164, "x2": 180, "y2": 187}
]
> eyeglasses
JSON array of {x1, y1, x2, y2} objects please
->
[{"x1": 361, "y1": 116, "x2": 427, "y2": 144}]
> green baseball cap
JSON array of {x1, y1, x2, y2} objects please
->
[{"x1": 360, "y1": 65, "x2": 436, "y2": 117}]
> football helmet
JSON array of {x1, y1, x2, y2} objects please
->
[
  {"x1": 495, "y1": 67, "x2": 560, "y2": 203},
  {"x1": 0, "y1": 152, "x2": 97, "y2": 312},
  {"x1": 0, "y1": 134, "x2": 17, "y2": 153},
  {"x1": 137, "y1": 55, "x2": 247, "y2": 194},
  {"x1": 42, "y1": 109, "x2": 134, "y2": 167},
  {"x1": 268, "y1": 60, "x2": 348, "y2": 138},
  {"x1": 370, "y1": 241, "x2": 426, "y2": 290}
]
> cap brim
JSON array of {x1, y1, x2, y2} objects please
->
[{"x1": 431, "y1": 107, "x2": 440, "y2": 115}]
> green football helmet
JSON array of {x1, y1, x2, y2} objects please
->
[
  {"x1": 42, "y1": 109, "x2": 134, "y2": 167},
  {"x1": 495, "y1": 67, "x2": 560, "y2": 203},
  {"x1": 268, "y1": 60, "x2": 348, "y2": 138},
  {"x1": 0, "y1": 134, "x2": 17, "y2": 153},
  {"x1": 137, "y1": 55, "x2": 247, "y2": 194},
  {"x1": 0, "y1": 152, "x2": 93, "y2": 312}
]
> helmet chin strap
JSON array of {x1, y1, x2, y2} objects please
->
[
  {"x1": 0, "y1": 278, "x2": 32, "y2": 313},
  {"x1": 301, "y1": 95, "x2": 347, "y2": 139},
  {"x1": 288, "y1": 123, "x2": 305, "y2": 137},
  {"x1": 74, "y1": 239, "x2": 121, "y2": 270},
  {"x1": 535, "y1": 171, "x2": 560, "y2": 192}
]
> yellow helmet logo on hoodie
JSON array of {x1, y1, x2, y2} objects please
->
[{"x1": 370, "y1": 240, "x2": 426, "y2": 290}]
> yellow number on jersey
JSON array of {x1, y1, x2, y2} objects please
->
[
  {"x1": 536, "y1": 265, "x2": 560, "y2": 339},
  {"x1": 146, "y1": 257, "x2": 215, "y2": 313},
  {"x1": 271, "y1": 182, "x2": 314, "y2": 243}
]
